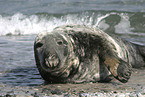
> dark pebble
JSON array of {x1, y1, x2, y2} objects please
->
[
  {"x1": 5, "y1": 94, "x2": 16, "y2": 97},
  {"x1": 33, "y1": 92, "x2": 39, "y2": 97},
  {"x1": 113, "y1": 91, "x2": 117, "y2": 93}
]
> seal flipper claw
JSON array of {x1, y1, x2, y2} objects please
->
[
  {"x1": 104, "y1": 57, "x2": 132, "y2": 83},
  {"x1": 115, "y1": 61, "x2": 132, "y2": 83}
]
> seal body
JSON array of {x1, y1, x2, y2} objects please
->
[{"x1": 34, "y1": 25, "x2": 145, "y2": 83}]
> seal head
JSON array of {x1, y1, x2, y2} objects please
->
[{"x1": 34, "y1": 32, "x2": 79, "y2": 83}]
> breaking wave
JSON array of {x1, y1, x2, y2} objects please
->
[{"x1": 0, "y1": 11, "x2": 145, "y2": 36}]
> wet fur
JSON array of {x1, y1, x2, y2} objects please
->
[{"x1": 34, "y1": 25, "x2": 145, "y2": 83}]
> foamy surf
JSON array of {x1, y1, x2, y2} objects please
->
[
  {"x1": 0, "y1": 12, "x2": 144, "y2": 36},
  {"x1": 0, "y1": 13, "x2": 99, "y2": 36}
]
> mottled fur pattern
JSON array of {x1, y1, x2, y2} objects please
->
[{"x1": 34, "y1": 25, "x2": 145, "y2": 83}]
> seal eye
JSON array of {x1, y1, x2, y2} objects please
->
[
  {"x1": 36, "y1": 42, "x2": 43, "y2": 48},
  {"x1": 57, "y1": 40, "x2": 63, "y2": 45}
]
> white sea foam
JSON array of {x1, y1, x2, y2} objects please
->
[
  {"x1": 0, "y1": 13, "x2": 100, "y2": 36},
  {"x1": 0, "y1": 12, "x2": 141, "y2": 36},
  {"x1": 0, "y1": 13, "x2": 59, "y2": 36}
]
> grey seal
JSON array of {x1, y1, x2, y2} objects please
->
[{"x1": 34, "y1": 25, "x2": 145, "y2": 83}]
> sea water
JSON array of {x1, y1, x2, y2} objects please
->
[{"x1": 0, "y1": 0, "x2": 145, "y2": 86}]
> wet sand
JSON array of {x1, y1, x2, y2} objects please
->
[{"x1": 0, "y1": 68, "x2": 145, "y2": 96}]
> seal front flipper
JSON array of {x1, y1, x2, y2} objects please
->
[{"x1": 104, "y1": 56, "x2": 132, "y2": 83}]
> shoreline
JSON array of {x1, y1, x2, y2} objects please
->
[
  {"x1": 0, "y1": 68, "x2": 145, "y2": 96},
  {"x1": 0, "y1": 82, "x2": 145, "y2": 96},
  {"x1": 0, "y1": 83, "x2": 145, "y2": 97}
]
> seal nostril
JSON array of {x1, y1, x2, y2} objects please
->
[
  {"x1": 124, "y1": 73, "x2": 129, "y2": 77},
  {"x1": 57, "y1": 40, "x2": 63, "y2": 45},
  {"x1": 36, "y1": 42, "x2": 43, "y2": 48}
]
